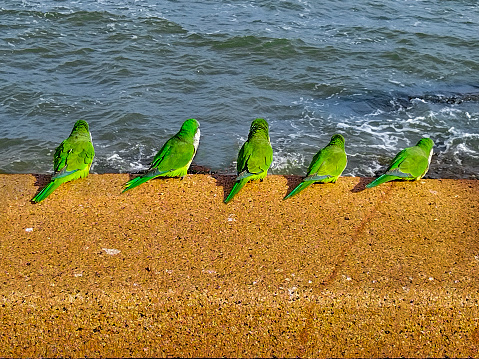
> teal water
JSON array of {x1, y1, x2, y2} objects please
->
[{"x1": 1, "y1": 0, "x2": 478, "y2": 178}]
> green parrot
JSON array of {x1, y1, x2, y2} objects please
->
[
  {"x1": 122, "y1": 118, "x2": 200, "y2": 192},
  {"x1": 224, "y1": 118, "x2": 273, "y2": 203},
  {"x1": 366, "y1": 137, "x2": 434, "y2": 188},
  {"x1": 32, "y1": 120, "x2": 95, "y2": 203},
  {"x1": 284, "y1": 134, "x2": 347, "y2": 199}
]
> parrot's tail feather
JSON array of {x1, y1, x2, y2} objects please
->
[
  {"x1": 386, "y1": 168, "x2": 412, "y2": 178},
  {"x1": 224, "y1": 178, "x2": 248, "y2": 203},
  {"x1": 53, "y1": 168, "x2": 79, "y2": 180},
  {"x1": 284, "y1": 181, "x2": 313, "y2": 200},
  {"x1": 31, "y1": 180, "x2": 61, "y2": 203},
  {"x1": 366, "y1": 174, "x2": 396, "y2": 189},
  {"x1": 304, "y1": 174, "x2": 332, "y2": 182},
  {"x1": 237, "y1": 171, "x2": 257, "y2": 181},
  {"x1": 122, "y1": 175, "x2": 154, "y2": 193}
]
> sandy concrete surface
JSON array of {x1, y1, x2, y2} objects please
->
[{"x1": 0, "y1": 174, "x2": 478, "y2": 357}]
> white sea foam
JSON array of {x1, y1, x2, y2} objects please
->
[
  {"x1": 104, "y1": 152, "x2": 149, "y2": 173},
  {"x1": 270, "y1": 151, "x2": 306, "y2": 174},
  {"x1": 106, "y1": 153, "x2": 121, "y2": 161}
]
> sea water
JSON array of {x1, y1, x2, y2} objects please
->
[{"x1": 1, "y1": 0, "x2": 478, "y2": 178}]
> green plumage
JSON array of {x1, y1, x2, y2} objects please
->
[
  {"x1": 284, "y1": 134, "x2": 347, "y2": 199},
  {"x1": 122, "y1": 118, "x2": 200, "y2": 192},
  {"x1": 32, "y1": 120, "x2": 95, "y2": 203},
  {"x1": 366, "y1": 137, "x2": 434, "y2": 189},
  {"x1": 224, "y1": 118, "x2": 273, "y2": 203}
]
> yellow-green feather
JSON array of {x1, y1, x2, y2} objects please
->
[
  {"x1": 283, "y1": 181, "x2": 313, "y2": 200},
  {"x1": 224, "y1": 177, "x2": 250, "y2": 204},
  {"x1": 224, "y1": 118, "x2": 273, "y2": 203},
  {"x1": 284, "y1": 134, "x2": 347, "y2": 199},
  {"x1": 32, "y1": 120, "x2": 94, "y2": 203},
  {"x1": 122, "y1": 119, "x2": 200, "y2": 193},
  {"x1": 366, "y1": 137, "x2": 434, "y2": 189}
]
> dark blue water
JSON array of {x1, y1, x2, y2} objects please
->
[{"x1": 1, "y1": 0, "x2": 478, "y2": 178}]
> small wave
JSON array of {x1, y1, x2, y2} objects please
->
[
  {"x1": 140, "y1": 17, "x2": 187, "y2": 35},
  {"x1": 210, "y1": 35, "x2": 304, "y2": 62},
  {"x1": 409, "y1": 92, "x2": 479, "y2": 105},
  {"x1": 270, "y1": 150, "x2": 307, "y2": 175},
  {"x1": 93, "y1": 142, "x2": 157, "y2": 174},
  {"x1": 103, "y1": 152, "x2": 147, "y2": 173}
]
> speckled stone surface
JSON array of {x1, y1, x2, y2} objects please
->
[{"x1": 0, "y1": 174, "x2": 478, "y2": 357}]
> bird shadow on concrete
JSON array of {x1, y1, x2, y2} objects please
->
[
  {"x1": 212, "y1": 174, "x2": 236, "y2": 202},
  {"x1": 283, "y1": 175, "x2": 303, "y2": 199},
  {"x1": 351, "y1": 177, "x2": 372, "y2": 193},
  {"x1": 127, "y1": 173, "x2": 137, "y2": 180},
  {"x1": 189, "y1": 164, "x2": 215, "y2": 175},
  {"x1": 33, "y1": 174, "x2": 51, "y2": 188},
  {"x1": 31, "y1": 174, "x2": 52, "y2": 203}
]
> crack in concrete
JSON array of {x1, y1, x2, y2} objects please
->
[
  {"x1": 318, "y1": 185, "x2": 394, "y2": 288},
  {"x1": 297, "y1": 184, "x2": 394, "y2": 356}
]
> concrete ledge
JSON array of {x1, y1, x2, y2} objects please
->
[{"x1": 1, "y1": 174, "x2": 478, "y2": 357}]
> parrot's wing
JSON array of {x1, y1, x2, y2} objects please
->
[
  {"x1": 53, "y1": 139, "x2": 72, "y2": 172},
  {"x1": 240, "y1": 139, "x2": 272, "y2": 175},
  {"x1": 150, "y1": 137, "x2": 196, "y2": 172},
  {"x1": 308, "y1": 146, "x2": 346, "y2": 177},
  {"x1": 387, "y1": 147, "x2": 428, "y2": 178},
  {"x1": 236, "y1": 141, "x2": 250, "y2": 174},
  {"x1": 53, "y1": 137, "x2": 94, "y2": 174}
]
